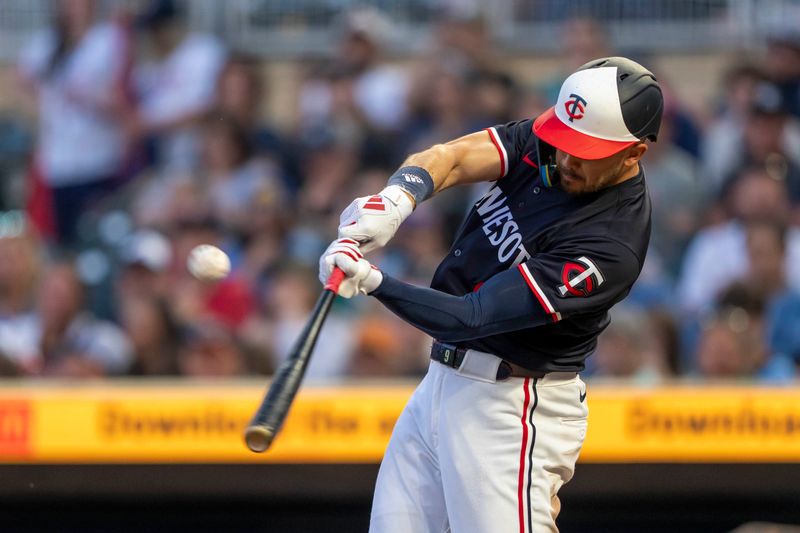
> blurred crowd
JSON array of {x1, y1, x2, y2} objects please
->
[{"x1": 0, "y1": 0, "x2": 799, "y2": 382}]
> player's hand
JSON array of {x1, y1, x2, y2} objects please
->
[
  {"x1": 337, "y1": 185, "x2": 414, "y2": 253},
  {"x1": 319, "y1": 239, "x2": 383, "y2": 298}
]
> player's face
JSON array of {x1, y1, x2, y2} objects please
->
[{"x1": 555, "y1": 144, "x2": 647, "y2": 195}]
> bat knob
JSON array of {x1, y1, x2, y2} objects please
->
[{"x1": 244, "y1": 426, "x2": 275, "y2": 453}]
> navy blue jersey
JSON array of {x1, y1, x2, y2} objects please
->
[{"x1": 428, "y1": 119, "x2": 651, "y2": 372}]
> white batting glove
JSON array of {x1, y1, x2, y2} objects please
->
[
  {"x1": 338, "y1": 185, "x2": 414, "y2": 254},
  {"x1": 319, "y1": 238, "x2": 383, "y2": 298}
]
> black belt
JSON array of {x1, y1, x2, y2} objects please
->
[{"x1": 430, "y1": 341, "x2": 547, "y2": 380}]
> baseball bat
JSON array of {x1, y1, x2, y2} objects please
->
[{"x1": 244, "y1": 267, "x2": 346, "y2": 453}]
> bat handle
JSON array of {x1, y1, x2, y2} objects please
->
[{"x1": 324, "y1": 266, "x2": 346, "y2": 293}]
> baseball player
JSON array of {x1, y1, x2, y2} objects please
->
[{"x1": 320, "y1": 57, "x2": 663, "y2": 532}]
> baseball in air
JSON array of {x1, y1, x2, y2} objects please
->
[{"x1": 187, "y1": 244, "x2": 231, "y2": 281}]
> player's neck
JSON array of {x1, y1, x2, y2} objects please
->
[{"x1": 613, "y1": 162, "x2": 641, "y2": 186}]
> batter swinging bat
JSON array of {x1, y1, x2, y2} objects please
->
[{"x1": 244, "y1": 267, "x2": 346, "y2": 453}]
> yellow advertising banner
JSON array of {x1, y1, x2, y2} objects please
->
[
  {"x1": 582, "y1": 385, "x2": 800, "y2": 462},
  {"x1": 1, "y1": 382, "x2": 799, "y2": 463}
]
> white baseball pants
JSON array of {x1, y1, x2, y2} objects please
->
[{"x1": 370, "y1": 357, "x2": 588, "y2": 533}]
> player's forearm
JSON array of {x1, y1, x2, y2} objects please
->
[
  {"x1": 336, "y1": 132, "x2": 501, "y2": 251},
  {"x1": 372, "y1": 276, "x2": 489, "y2": 342},
  {"x1": 370, "y1": 271, "x2": 545, "y2": 343},
  {"x1": 398, "y1": 131, "x2": 504, "y2": 200},
  {"x1": 401, "y1": 144, "x2": 459, "y2": 196}
]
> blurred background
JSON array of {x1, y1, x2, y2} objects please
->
[{"x1": 0, "y1": 0, "x2": 800, "y2": 531}]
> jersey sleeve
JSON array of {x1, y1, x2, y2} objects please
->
[
  {"x1": 517, "y1": 238, "x2": 643, "y2": 323},
  {"x1": 369, "y1": 237, "x2": 642, "y2": 343},
  {"x1": 485, "y1": 119, "x2": 533, "y2": 179}
]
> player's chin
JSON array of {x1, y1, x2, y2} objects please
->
[{"x1": 559, "y1": 173, "x2": 587, "y2": 195}]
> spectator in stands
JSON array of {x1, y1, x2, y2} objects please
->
[
  {"x1": 744, "y1": 221, "x2": 790, "y2": 300},
  {"x1": 763, "y1": 28, "x2": 800, "y2": 118},
  {"x1": 201, "y1": 115, "x2": 287, "y2": 237},
  {"x1": 468, "y1": 71, "x2": 519, "y2": 128},
  {"x1": 590, "y1": 307, "x2": 669, "y2": 383},
  {"x1": 132, "y1": 113, "x2": 285, "y2": 243},
  {"x1": 403, "y1": 65, "x2": 474, "y2": 153},
  {"x1": 656, "y1": 78, "x2": 703, "y2": 162},
  {"x1": 677, "y1": 166, "x2": 800, "y2": 315},
  {"x1": 401, "y1": 64, "x2": 479, "y2": 239},
  {"x1": 37, "y1": 260, "x2": 133, "y2": 377},
  {"x1": 347, "y1": 302, "x2": 430, "y2": 377},
  {"x1": 407, "y1": 11, "x2": 506, "y2": 150},
  {"x1": 119, "y1": 295, "x2": 180, "y2": 375},
  {"x1": 234, "y1": 185, "x2": 291, "y2": 287},
  {"x1": 743, "y1": 221, "x2": 800, "y2": 376},
  {"x1": 702, "y1": 63, "x2": 767, "y2": 191},
  {"x1": 115, "y1": 229, "x2": 172, "y2": 302},
  {"x1": 0, "y1": 218, "x2": 42, "y2": 376},
  {"x1": 696, "y1": 283, "x2": 766, "y2": 379},
  {"x1": 177, "y1": 319, "x2": 246, "y2": 377},
  {"x1": 407, "y1": 10, "x2": 497, "y2": 125},
  {"x1": 298, "y1": 8, "x2": 409, "y2": 138},
  {"x1": 695, "y1": 230, "x2": 797, "y2": 381},
  {"x1": 17, "y1": 0, "x2": 134, "y2": 247},
  {"x1": 694, "y1": 282, "x2": 793, "y2": 381},
  {"x1": 113, "y1": 229, "x2": 180, "y2": 375},
  {"x1": 214, "y1": 55, "x2": 267, "y2": 144},
  {"x1": 129, "y1": 164, "x2": 209, "y2": 231},
  {"x1": 347, "y1": 314, "x2": 409, "y2": 377},
  {"x1": 340, "y1": 9, "x2": 411, "y2": 132},
  {"x1": 214, "y1": 54, "x2": 299, "y2": 194},
  {"x1": 647, "y1": 309, "x2": 683, "y2": 377},
  {"x1": 767, "y1": 293, "x2": 800, "y2": 373},
  {"x1": 431, "y1": 10, "x2": 495, "y2": 78},
  {"x1": 133, "y1": 0, "x2": 226, "y2": 172},
  {"x1": 385, "y1": 206, "x2": 450, "y2": 285},
  {"x1": 708, "y1": 81, "x2": 800, "y2": 203}
]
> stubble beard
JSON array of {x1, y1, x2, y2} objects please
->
[{"x1": 557, "y1": 159, "x2": 628, "y2": 196}]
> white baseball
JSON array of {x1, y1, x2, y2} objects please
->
[{"x1": 187, "y1": 244, "x2": 231, "y2": 281}]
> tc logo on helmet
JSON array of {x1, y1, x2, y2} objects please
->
[
  {"x1": 558, "y1": 256, "x2": 604, "y2": 297},
  {"x1": 564, "y1": 93, "x2": 588, "y2": 122}
]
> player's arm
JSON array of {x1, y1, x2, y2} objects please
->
[
  {"x1": 371, "y1": 268, "x2": 544, "y2": 342},
  {"x1": 320, "y1": 238, "x2": 542, "y2": 340},
  {"x1": 400, "y1": 130, "x2": 506, "y2": 197},
  {"x1": 321, "y1": 237, "x2": 641, "y2": 343},
  {"x1": 338, "y1": 126, "x2": 515, "y2": 253}
]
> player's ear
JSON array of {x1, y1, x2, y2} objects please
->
[{"x1": 622, "y1": 142, "x2": 647, "y2": 168}]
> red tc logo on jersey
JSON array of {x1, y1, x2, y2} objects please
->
[
  {"x1": 558, "y1": 256, "x2": 604, "y2": 297},
  {"x1": 564, "y1": 93, "x2": 588, "y2": 122}
]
